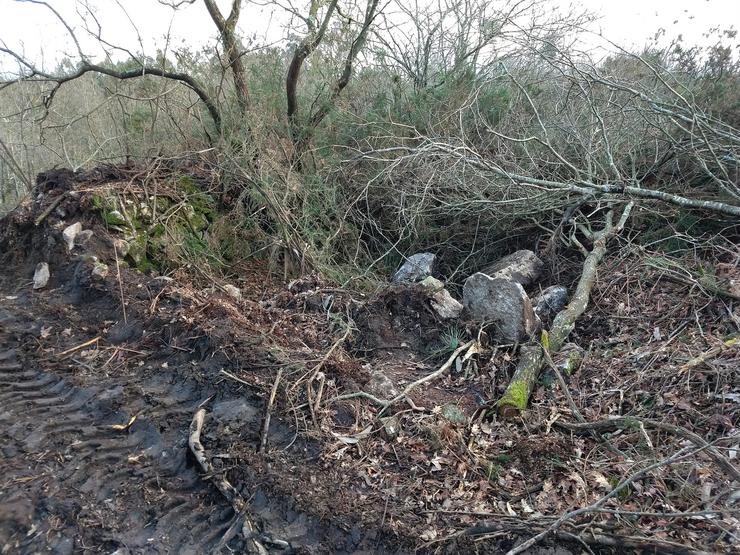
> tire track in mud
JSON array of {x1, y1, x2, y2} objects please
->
[{"x1": 0, "y1": 306, "x2": 235, "y2": 554}]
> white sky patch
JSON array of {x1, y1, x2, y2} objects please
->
[{"x1": 0, "y1": 0, "x2": 737, "y2": 72}]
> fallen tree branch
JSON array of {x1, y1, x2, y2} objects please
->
[
  {"x1": 188, "y1": 409, "x2": 267, "y2": 554},
  {"x1": 497, "y1": 203, "x2": 634, "y2": 416},
  {"x1": 34, "y1": 192, "x2": 69, "y2": 225},
  {"x1": 504, "y1": 446, "x2": 696, "y2": 555},
  {"x1": 554, "y1": 416, "x2": 740, "y2": 483},
  {"x1": 681, "y1": 336, "x2": 739, "y2": 370}
]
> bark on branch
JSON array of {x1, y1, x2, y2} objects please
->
[
  {"x1": 0, "y1": 51, "x2": 222, "y2": 135},
  {"x1": 203, "y1": 0, "x2": 251, "y2": 116},
  {"x1": 497, "y1": 202, "x2": 634, "y2": 416}
]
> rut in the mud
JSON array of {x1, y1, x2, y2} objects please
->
[
  {"x1": 0, "y1": 285, "x2": 404, "y2": 554},
  {"x1": 0, "y1": 299, "x2": 236, "y2": 553}
]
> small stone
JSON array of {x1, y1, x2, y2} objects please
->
[
  {"x1": 533, "y1": 285, "x2": 569, "y2": 325},
  {"x1": 380, "y1": 416, "x2": 400, "y2": 439},
  {"x1": 392, "y1": 252, "x2": 436, "y2": 283},
  {"x1": 419, "y1": 276, "x2": 444, "y2": 291},
  {"x1": 62, "y1": 222, "x2": 82, "y2": 252},
  {"x1": 223, "y1": 284, "x2": 241, "y2": 300},
  {"x1": 365, "y1": 365, "x2": 398, "y2": 400},
  {"x1": 92, "y1": 262, "x2": 109, "y2": 279},
  {"x1": 33, "y1": 262, "x2": 50, "y2": 289},
  {"x1": 463, "y1": 273, "x2": 540, "y2": 342},
  {"x1": 483, "y1": 250, "x2": 544, "y2": 287},
  {"x1": 430, "y1": 288, "x2": 463, "y2": 319}
]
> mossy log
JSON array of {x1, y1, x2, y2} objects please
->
[{"x1": 497, "y1": 204, "x2": 633, "y2": 417}]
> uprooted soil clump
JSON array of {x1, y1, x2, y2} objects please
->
[{"x1": 1, "y1": 163, "x2": 738, "y2": 554}]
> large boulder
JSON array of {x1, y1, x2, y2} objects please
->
[
  {"x1": 482, "y1": 250, "x2": 544, "y2": 287},
  {"x1": 533, "y1": 285, "x2": 569, "y2": 325},
  {"x1": 392, "y1": 252, "x2": 436, "y2": 283},
  {"x1": 463, "y1": 273, "x2": 540, "y2": 342}
]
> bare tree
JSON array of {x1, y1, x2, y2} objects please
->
[
  {"x1": 202, "y1": 0, "x2": 251, "y2": 116},
  {"x1": 286, "y1": 0, "x2": 382, "y2": 166}
]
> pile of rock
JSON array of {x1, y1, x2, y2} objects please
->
[{"x1": 392, "y1": 249, "x2": 569, "y2": 343}]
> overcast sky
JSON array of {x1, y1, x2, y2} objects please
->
[{"x1": 0, "y1": 0, "x2": 738, "y2": 71}]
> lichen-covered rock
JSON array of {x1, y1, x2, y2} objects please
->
[
  {"x1": 463, "y1": 272, "x2": 540, "y2": 342},
  {"x1": 483, "y1": 250, "x2": 544, "y2": 287},
  {"x1": 392, "y1": 252, "x2": 436, "y2": 283},
  {"x1": 419, "y1": 276, "x2": 444, "y2": 291},
  {"x1": 533, "y1": 285, "x2": 569, "y2": 325},
  {"x1": 33, "y1": 262, "x2": 50, "y2": 290}
]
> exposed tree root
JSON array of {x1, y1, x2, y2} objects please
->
[{"x1": 188, "y1": 409, "x2": 268, "y2": 555}]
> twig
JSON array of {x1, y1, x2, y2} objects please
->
[
  {"x1": 188, "y1": 409, "x2": 267, "y2": 555},
  {"x1": 290, "y1": 323, "x2": 352, "y2": 392},
  {"x1": 56, "y1": 336, "x2": 100, "y2": 358},
  {"x1": 377, "y1": 340, "x2": 476, "y2": 417},
  {"x1": 220, "y1": 368, "x2": 251, "y2": 387},
  {"x1": 505, "y1": 447, "x2": 694, "y2": 555},
  {"x1": 113, "y1": 242, "x2": 127, "y2": 324},
  {"x1": 34, "y1": 192, "x2": 69, "y2": 226},
  {"x1": 259, "y1": 369, "x2": 283, "y2": 453}
]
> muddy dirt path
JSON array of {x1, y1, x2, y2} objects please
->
[
  {"x1": 0, "y1": 284, "x2": 396, "y2": 554},
  {"x1": 0, "y1": 294, "x2": 239, "y2": 553}
]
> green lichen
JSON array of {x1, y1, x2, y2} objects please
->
[
  {"x1": 498, "y1": 380, "x2": 529, "y2": 411},
  {"x1": 90, "y1": 175, "x2": 220, "y2": 274},
  {"x1": 566, "y1": 352, "x2": 581, "y2": 374}
]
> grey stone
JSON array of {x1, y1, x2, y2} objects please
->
[
  {"x1": 463, "y1": 273, "x2": 540, "y2": 342},
  {"x1": 392, "y1": 252, "x2": 435, "y2": 283},
  {"x1": 419, "y1": 276, "x2": 444, "y2": 291},
  {"x1": 76, "y1": 229, "x2": 94, "y2": 245},
  {"x1": 533, "y1": 285, "x2": 569, "y2": 325},
  {"x1": 430, "y1": 288, "x2": 463, "y2": 319},
  {"x1": 365, "y1": 365, "x2": 398, "y2": 400},
  {"x1": 33, "y1": 262, "x2": 50, "y2": 289},
  {"x1": 418, "y1": 276, "x2": 462, "y2": 319},
  {"x1": 62, "y1": 221, "x2": 82, "y2": 252},
  {"x1": 483, "y1": 250, "x2": 544, "y2": 287}
]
